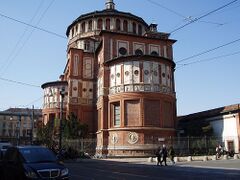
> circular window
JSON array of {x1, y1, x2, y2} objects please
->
[
  {"x1": 125, "y1": 71, "x2": 129, "y2": 76},
  {"x1": 162, "y1": 73, "x2": 165, "y2": 77},
  {"x1": 134, "y1": 70, "x2": 139, "y2": 76},
  {"x1": 83, "y1": 88, "x2": 87, "y2": 92},
  {"x1": 144, "y1": 70, "x2": 149, "y2": 75},
  {"x1": 73, "y1": 87, "x2": 77, "y2": 91},
  {"x1": 111, "y1": 74, "x2": 114, "y2": 79},
  {"x1": 135, "y1": 49, "x2": 143, "y2": 56},
  {"x1": 89, "y1": 89, "x2": 93, "y2": 92},
  {"x1": 151, "y1": 51, "x2": 159, "y2": 56},
  {"x1": 119, "y1": 47, "x2": 127, "y2": 55},
  {"x1": 116, "y1": 73, "x2": 121, "y2": 77}
]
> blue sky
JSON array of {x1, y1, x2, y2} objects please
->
[{"x1": 0, "y1": 0, "x2": 239, "y2": 115}]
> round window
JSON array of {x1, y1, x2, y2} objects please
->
[
  {"x1": 134, "y1": 70, "x2": 139, "y2": 76},
  {"x1": 151, "y1": 51, "x2": 159, "y2": 56},
  {"x1": 135, "y1": 49, "x2": 143, "y2": 56},
  {"x1": 162, "y1": 73, "x2": 165, "y2": 77},
  {"x1": 116, "y1": 73, "x2": 121, "y2": 77},
  {"x1": 125, "y1": 71, "x2": 129, "y2": 76},
  {"x1": 119, "y1": 47, "x2": 127, "y2": 55},
  {"x1": 144, "y1": 70, "x2": 149, "y2": 75}
]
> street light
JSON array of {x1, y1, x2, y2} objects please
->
[{"x1": 59, "y1": 87, "x2": 65, "y2": 151}]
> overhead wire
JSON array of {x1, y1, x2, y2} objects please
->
[
  {"x1": 0, "y1": 0, "x2": 56, "y2": 76},
  {"x1": 176, "y1": 50, "x2": 240, "y2": 69},
  {"x1": 0, "y1": 77, "x2": 40, "y2": 88},
  {"x1": 170, "y1": 0, "x2": 238, "y2": 34},
  {"x1": 176, "y1": 38, "x2": 240, "y2": 64},
  {"x1": 0, "y1": 0, "x2": 46, "y2": 75},
  {"x1": 0, "y1": 12, "x2": 66, "y2": 39}
]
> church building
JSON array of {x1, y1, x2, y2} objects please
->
[{"x1": 42, "y1": 0, "x2": 177, "y2": 156}]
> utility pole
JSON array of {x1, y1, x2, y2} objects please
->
[
  {"x1": 31, "y1": 105, "x2": 34, "y2": 145},
  {"x1": 59, "y1": 87, "x2": 65, "y2": 151}
]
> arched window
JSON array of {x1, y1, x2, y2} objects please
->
[
  {"x1": 81, "y1": 22, "x2": 86, "y2": 33},
  {"x1": 116, "y1": 19, "x2": 121, "y2": 31},
  {"x1": 71, "y1": 28, "x2": 74, "y2": 37},
  {"x1": 88, "y1": 20, "x2": 92, "y2": 31},
  {"x1": 138, "y1": 25, "x2": 142, "y2": 35},
  {"x1": 123, "y1": 20, "x2": 128, "y2": 32},
  {"x1": 84, "y1": 40, "x2": 91, "y2": 51},
  {"x1": 106, "y1": 18, "x2": 111, "y2": 30},
  {"x1": 75, "y1": 25, "x2": 78, "y2": 34},
  {"x1": 132, "y1": 22, "x2": 136, "y2": 34},
  {"x1": 97, "y1": 18, "x2": 103, "y2": 30}
]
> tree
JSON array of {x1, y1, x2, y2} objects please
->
[
  {"x1": 36, "y1": 120, "x2": 56, "y2": 148},
  {"x1": 62, "y1": 113, "x2": 88, "y2": 139},
  {"x1": 182, "y1": 120, "x2": 213, "y2": 137}
]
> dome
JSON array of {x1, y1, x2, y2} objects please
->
[{"x1": 66, "y1": 7, "x2": 148, "y2": 36}]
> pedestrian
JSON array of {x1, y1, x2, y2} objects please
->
[
  {"x1": 168, "y1": 146, "x2": 175, "y2": 165},
  {"x1": 161, "y1": 144, "x2": 168, "y2": 166},
  {"x1": 156, "y1": 146, "x2": 162, "y2": 166}
]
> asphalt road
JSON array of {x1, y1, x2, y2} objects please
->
[{"x1": 66, "y1": 159, "x2": 240, "y2": 180}]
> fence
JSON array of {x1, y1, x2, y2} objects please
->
[{"x1": 0, "y1": 136, "x2": 231, "y2": 157}]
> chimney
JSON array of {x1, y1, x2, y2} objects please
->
[{"x1": 149, "y1": 23, "x2": 158, "y2": 32}]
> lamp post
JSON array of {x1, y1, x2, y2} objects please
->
[
  {"x1": 17, "y1": 115, "x2": 21, "y2": 146},
  {"x1": 59, "y1": 87, "x2": 65, "y2": 151}
]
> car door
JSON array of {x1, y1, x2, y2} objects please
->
[{"x1": 2, "y1": 148, "x2": 25, "y2": 180}]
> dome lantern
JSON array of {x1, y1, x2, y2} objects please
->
[{"x1": 105, "y1": 0, "x2": 115, "y2": 10}]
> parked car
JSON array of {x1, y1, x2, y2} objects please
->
[
  {"x1": 2, "y1": 145, "x2": 69, "y2": 180},
  {"x1": 0, "y1": 142, "x2": 12, "y2": 159}
]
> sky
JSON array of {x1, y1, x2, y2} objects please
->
[{"x1": 0, "y1": 0, "x2": 239, "y2": 115}]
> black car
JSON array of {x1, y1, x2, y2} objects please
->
[{"x1": 2, "y1": 146, "x2": 69, "y2": 180}]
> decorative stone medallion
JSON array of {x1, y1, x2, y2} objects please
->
[
  {"x1": 111, "y1": 133, "x2": 118, "y2": 144},
  {"x1": 127, "y1": 132, "x2": 139, "y2": 144}
]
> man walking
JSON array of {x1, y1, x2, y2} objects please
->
[{"x1": 161, "y1": 144, "x2": 168, "y2": 166}]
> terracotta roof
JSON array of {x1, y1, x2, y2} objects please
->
[{"x1": 178, "y1": 104, "x2": 240, "y2": 122}]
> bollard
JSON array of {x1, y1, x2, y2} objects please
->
[
  {"x1": 223, "y1": 155, "x2": 228, "y2": 160},
  {"x1": 148, "y1": 157, "x2": 153, "y2": 162},
  {"x1": 203, "y1": 156, "x2": 208, "y2": 161},
  {"x1": 234, "y1": 154, "x2": 239, "y2": 159},
  {"x1": 212, "y1": 155, "x2": 217, "y2": 160},
  {"x1": 174, "y1": 157, "x2": 178, "y2": 163},
  {"x1": 187, "y1": 156, "x2": 192, "y2": 162}
]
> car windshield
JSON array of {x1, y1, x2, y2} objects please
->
[{"x1": 19, "y1": 147, "x2": 57, "y2": 163}]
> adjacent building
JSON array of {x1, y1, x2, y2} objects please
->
[
  {"x1": 178, "y1": 104, "x2": 240, "y2": 153},
  {"x1": 0, "y1": 108, "x2": 42, "y2": 144},
  {"x1": 42, "y1": 0, "x2": 177, "y2": 156}
]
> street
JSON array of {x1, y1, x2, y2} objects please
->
[{"x1": 66, "y1": 159, "x2": 240, "y2": 180}]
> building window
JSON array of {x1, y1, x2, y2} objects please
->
[
  {"x1": 81, "y1": 22, "x2": 86, "y2": 33},
  {"x1": 106, "y1": 18, "x2": 110, "y2": 30},
  {"x1": 123, "y1": 20, "x2": 128, "y2": 32},
  {"x1": 113, "y1": 103, "x2": 120, "y2": 127},
  {"x1": 119, "y1": 47, "x2": 127, "y2": 55},
  {"x1": 116, "y1": 19, "x2": 121, "y2": 31},
  {"x1": 138, "y1": 25, "x2": 142, "y2": 35},
  {"x1": 88, "y1": 20, "x2": 92, "y2": 31},
  {"x1": 84, "y1": 40, "x2": 91, "y2": 51},
  {"x1": 151, "y1": 51, "x2": 159, "y2": 56},
  {"x1": 132, "y1": 22, "x2": 136, "y2": 34},
  {"x1": 135, "y1": 49, "x2": 143, "y2": 56},
  {"x1": 73, "y1": 54, "x2": 79, "y2": 76},
  {"x1": 97, "y1": 18, "x2": 103, "y2": 30}
]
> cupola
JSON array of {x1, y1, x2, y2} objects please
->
[{"x1": 105, "y1": 0, "x2": 115, "y2": 10}]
